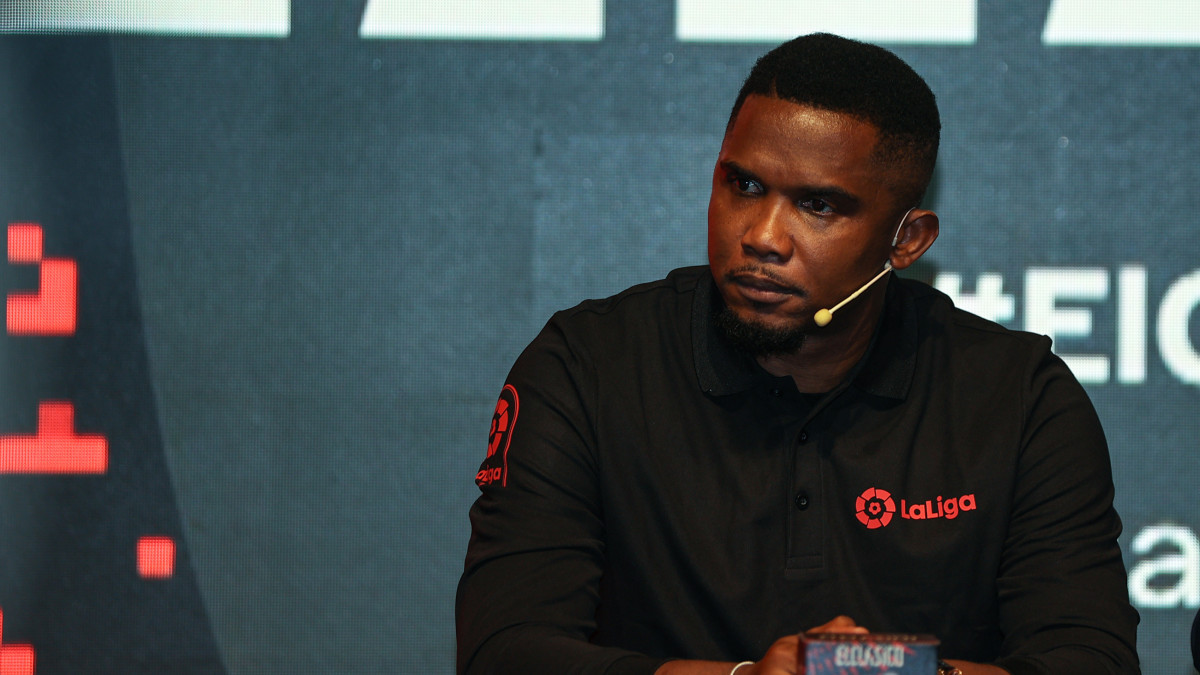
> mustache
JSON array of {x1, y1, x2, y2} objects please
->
[{"x1": 724, "y1": 265, "x2": 806, "y2": 296}]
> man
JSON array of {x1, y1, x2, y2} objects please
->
[
  {"x1": 457, "y1": 34, "x2": 1139, "y2": 675},
  {"x1": 1192, "y1": 606, "x2": 1199, "y2": 671}
]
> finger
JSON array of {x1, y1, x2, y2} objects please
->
[
  {"x1": 807, "y1": 615, "x2": 869, "y2": 634},
  {"x1": 820, "y1": 619, "x2": 868, "y2": 629},
  {"x1": 755, "y1": 635, "x2": 800, "y2": 674}
]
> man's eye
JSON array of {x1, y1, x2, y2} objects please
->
[
  {"x1": 730, "y1": 176, "x2": 764, "y2": 195},
  {"x1": 802, "y1": 198, "x2": 834, "y2": 215}
]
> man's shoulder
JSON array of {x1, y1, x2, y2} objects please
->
[
  {"x1": 551, "y1": 265, "x2": 708, "y2": 327},
  {"x1": 515, "y1": 266, "x2": 708, "y2": 383},
  {"x1": 899, "y1": 277, "x2": 1050, "y2": 351}
]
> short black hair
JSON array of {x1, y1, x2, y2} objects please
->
[{"x1": 728, "y1": 33, "x2": 941, "y2": 208}]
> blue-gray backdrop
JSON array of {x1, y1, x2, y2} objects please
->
[{"x1": 2, "y1": 1, "x2": 1199, "y2": 673}]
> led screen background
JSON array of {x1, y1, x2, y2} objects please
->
[{"x1": 2, "y1": 1, "x2": 1199, "y2": 673}]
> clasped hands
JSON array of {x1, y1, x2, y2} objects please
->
[{"x1": 654, "y1": 616, "x2": 1008, "y2": 675}]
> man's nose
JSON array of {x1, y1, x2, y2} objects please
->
[{"x1": 740, "y1": 199, "x2": 794, "y2": 262}]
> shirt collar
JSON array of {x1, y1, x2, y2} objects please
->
[{"x1": 692, "y1": 269, "x2": 918, "y2": 400}]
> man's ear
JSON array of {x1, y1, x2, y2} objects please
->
[{"x1": 889, "y1": 209, "x2": 939, "y2": 270}]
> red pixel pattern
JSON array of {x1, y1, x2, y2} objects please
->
[
  {"x1": 137, "y1": 537, "x2": 176, "y2": 579},
  {"x1": 7, "y1": 223, "x2": 77, "y2": 336},
  {"x1": 0, "y1": 402, "x2": 108, "y2": 474},
  {"x1": 0, "y1": 610, "x2": 35, "y2": 675}
]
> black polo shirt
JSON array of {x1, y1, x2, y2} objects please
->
[{"x1": 457, "y1": 266, "x2": 1139, "y2": 675}]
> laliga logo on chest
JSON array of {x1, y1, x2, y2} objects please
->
[
  {"x1": 855, "y1": 487, "x2": 896, "y2": 529},
  {"x1": 856, "y1": 487, "x2": 978, "y2": 528},
  {"x1": 901, "y1": 493, "x2": 977, "y2": 520}
]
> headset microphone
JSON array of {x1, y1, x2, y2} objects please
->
[
  {"x1": 813, "y1": 208, "x2": 914, "y2": 328},
  {"x1": 813, "y1": 264, "x2": 893, "y2": 327}
]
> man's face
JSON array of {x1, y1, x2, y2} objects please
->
[{"x1": 708, "y1": 95, "x2": 904, "y2": 347}]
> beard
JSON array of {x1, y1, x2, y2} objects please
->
[{"x1": 713, "y1": 299, "x2": 807, "y2": 356}]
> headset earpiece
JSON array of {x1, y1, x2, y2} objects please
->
[{"x1": 892, "y1": 207, "x2": 916, "y2": 247}]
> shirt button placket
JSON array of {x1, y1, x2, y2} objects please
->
[
  {"x1": 787, "y1": 422, "x2": 823, "y2": 571},
  {"x1": 794, "y1": 491, "x2": 810, "y2": 511},
  {"x1": 794, "y1": 431, "x2": 811, "y2": 508}
]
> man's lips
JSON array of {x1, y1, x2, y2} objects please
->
[{"x1": 727, "y1": 271, "x2": 803, "y2": 303}]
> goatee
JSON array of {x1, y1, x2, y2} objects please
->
[{"x1": 713, "y1": 298, "x2": 806, "y2": 356}]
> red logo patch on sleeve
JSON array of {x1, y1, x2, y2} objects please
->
[{"x1": 476, "y1": 384, "x2": 518, "y2": 488}]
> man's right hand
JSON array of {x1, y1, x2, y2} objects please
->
[
  {"x1": 739, "y1": 634, "x2": 799, "y2": 674},
  {"x1": 802, "y1": 615, "x2": 869, "y2": 637},
  {"x1": 655, "y1": 616, "x2": 869, "y2": 675},
  {"x1": 741, "y1": 616, "x2": 870, "y2": 674}
]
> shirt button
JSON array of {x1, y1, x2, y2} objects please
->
[
  {"x1": 771, "y1": 388, "x2": 781, "y2": 397},
  {"x1": 794, "y1": 491, "x2": 810, "y2": 510},
  {"x1": 798, "y1": 431, "x2": 808, "y2": 443}
]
